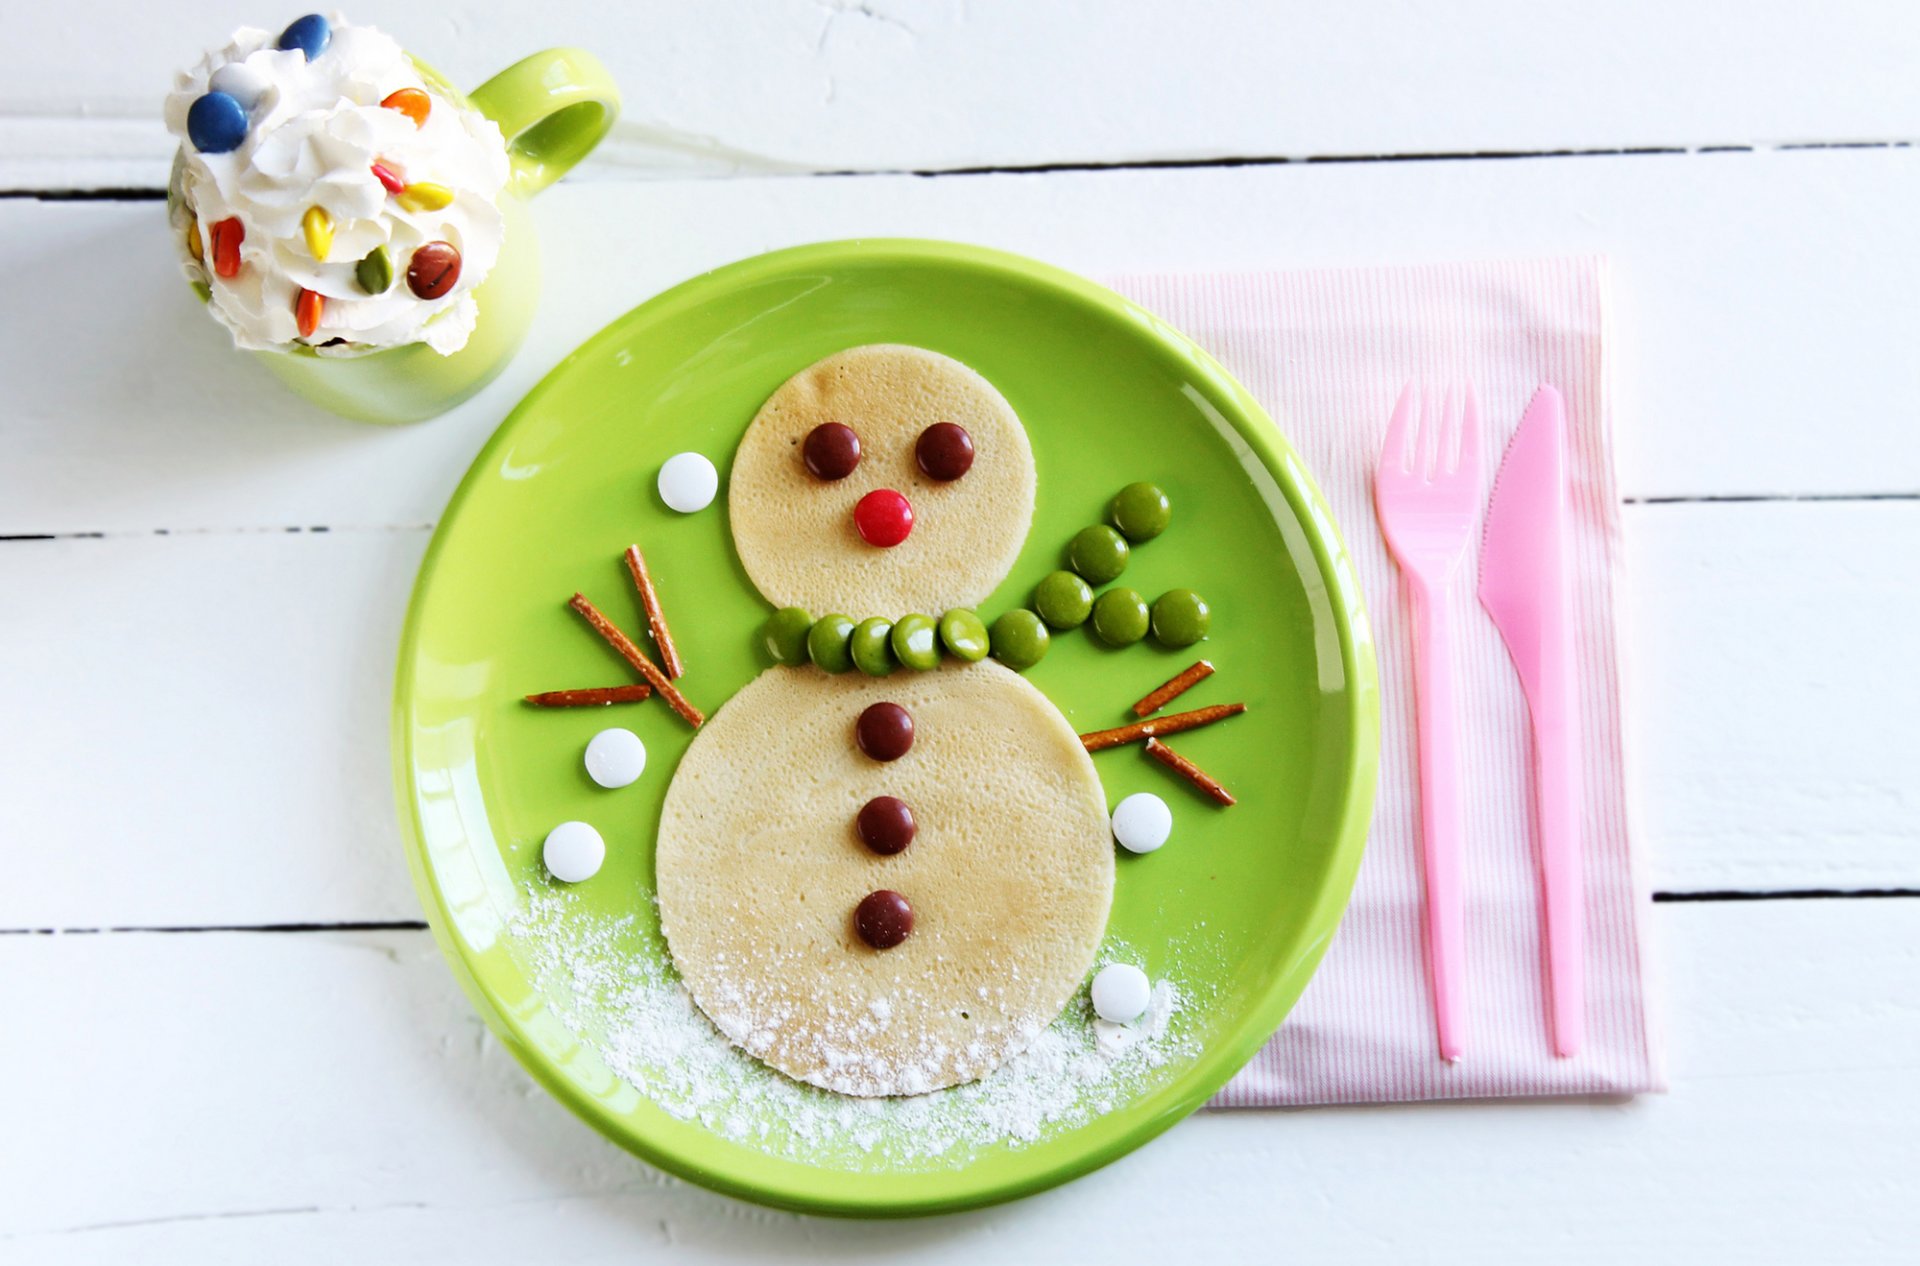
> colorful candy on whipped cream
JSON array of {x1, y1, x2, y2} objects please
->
[{"x1": 164, "y1": 13, "x2": 510, "y2": 356}]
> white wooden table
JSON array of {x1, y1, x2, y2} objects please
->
[{"x1": 4, "y1": 4, "x2": 1917, "y2": 1261}]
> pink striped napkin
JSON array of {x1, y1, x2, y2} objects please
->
[{"x1": 1105, "y1": 259, "x2": 1661, "y2": 1106}]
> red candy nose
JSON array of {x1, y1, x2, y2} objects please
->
[{"x1": 854, "y1": 489, "x2": 914, "y2": 547}]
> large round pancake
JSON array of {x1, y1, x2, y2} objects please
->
[
  {"x1": 656, "y1": 661, "x2": 1113, "y2": 1097},
  {"x1": 728, "y1": 345, "x2": 1037, "y2": 617}
]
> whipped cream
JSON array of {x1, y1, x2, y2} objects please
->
[{"x1": 165, "y1": 15, "x2": 510, "y2": 356}]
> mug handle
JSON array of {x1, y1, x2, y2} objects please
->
[{"x1": 468, "y1": 48, "x2": 620, "y2": 198}]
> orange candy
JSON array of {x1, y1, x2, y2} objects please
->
[
  {"x1": 381, "y1": 88, "x2": 430, "y2": 127},
  {"x1": 295, "y1": 287, "x2": 324, "y2": 339},
  {"x1": 209, "y1": 216, "x2": 244, "y2": 279}
]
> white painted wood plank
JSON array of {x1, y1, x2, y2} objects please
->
[
  {"x1": 4, "y1": 502, "x2": 1912, "y2": 930},
  {"x1": 0, "y1": 531, "x2": 426, "y2": 928},
  {"x1": 5, "y1": 0, "x2": 1919, "y2": 189},
  {"x1": 2, "y1": 148, "x2": 1915, "y2": 540},
  {"x1": 1625, "y1": 502, "x2": 1920, "y2": 892},
  {"x1": 0, "y1": 899, "x2": 1913, "y2": 1261}
]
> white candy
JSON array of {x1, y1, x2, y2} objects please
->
[
  {"x1": 1111, "y1": 792, "x2": 1172, "y2": 854},
  {"x1": 542, "y1": 820, "x2": 605, "y2": 883},
  {"x1": 657, "y1": 452, "x2": 718, "y2": 513},
  {"x1": 1091, "y1": 963, "x2": 1153, "y2": 1023},
  {"x1": 584, "y1": 727, "x2": 646, "y2": 788},
  {"x1": 208, "y1": 61, "x2": 271, "y2": 112}
]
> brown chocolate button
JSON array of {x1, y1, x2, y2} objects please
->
[
  {"x1": 856, "y1": 796, "x2": 916, "y2": 855},
  {"x1": 803, "y1": 422, "x2": 861, "y2": 480},
  {"x1": 915, "y1": 422, "x2": 974, "y2": 481},
  {"x1": 855, "y1": 702, "x2": 914, "y2": 761},
  {"x1": 854, "y1": 889, "x2": 914, "y2": 949},
  {"x1": 406, "y1": 241, "x2": 462, "y2": 300}
]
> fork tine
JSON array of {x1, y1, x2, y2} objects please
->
[
  {"x1": 1383, "y1": 380, "x2": 1417, "y2": 474},
  {"x1": 1456, "y1": 381, "x2": 1481, "y2": 478},
  {"x1": 1419, "y1": 385, "x2": 1441, "y2": 481},
  {"x1": 1443, "y1": 386, "x2": 1459, "y2": 476}
]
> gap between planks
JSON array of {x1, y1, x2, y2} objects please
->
[
  {"x1": 0, "y1": 921, "x2": 432, "y2": 936},
  {"x1": 4, "y1": 890, "x2": 1915, "y2": 937},
  {"x1": 1, "y1": 136, "x2": 1915, "y2": 202},
  {"x1": 0, "y1": 495, "x2": 1913, "y2": 546}
]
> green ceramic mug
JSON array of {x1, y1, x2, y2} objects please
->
[{"x1": 183, "y1": 49, "x2": 618, "y2": 425}]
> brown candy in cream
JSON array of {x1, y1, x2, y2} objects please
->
[{"x1": 406, "y1": 241, "x2": 462, "y2": 300}]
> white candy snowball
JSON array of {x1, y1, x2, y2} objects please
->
[
  {"x1": 1111, "y1": 792, "x2": 1172, "y2": 854},
  {"x1": 658, "y1": 452, "x2": 719, "y2": 513},
  {"x1": 542, "y1": 820, "x2": 605, "y2": 883},
  {"x1": 1091, "y1": 963, "x2": 1153, "y2": 1023},
  {"x1": 584, "y1": 728, "x2": 646, "y2": 788}
]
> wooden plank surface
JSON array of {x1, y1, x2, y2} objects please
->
[
  {"x1": 4, "y1": 9, "x2": 1916, "y2": 1257},
  {"x1": 0, "y1": 530, "x2": 426, "y2": 929},
  {"x1": 4, "y1": 148, "x2": 1916, "y2": 544},
  {"x1": 4, "y1": 1, "x2": 1918, "y2": 188},
  {"x1": 0, "y1": 899, "x2": 1912, "y2": 1263},
  {"x1": 1624, "y1": 501, "x2": 1920, "y2": 892}
]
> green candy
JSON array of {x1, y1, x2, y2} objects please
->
[
  {"x1": 988, "y1": 609, "x2": 1050, "y2": 671},
  {"x1": 1067, "y1": 524, "x2": 1130, "y2": 585},
  {"x1": 891, "y1": 613, "x2": 941, "y2": 670},
  {"x1": 1151, "y1": 589, "x2": 1212, "y2": 647},
  {"x1": 938, "y1": 608, "x2": 990, "y2": 662},
  {"x1": 850, "y1": 617, "x2": 897, "y2": 676},
  {"x1": 760, "y1": 605, "x2": 814, "y2": 665},
  {"x1": 1091, "y1": 587, "x2": 1151, "y2": 646},
  {"x1": 355, "y1": 244, "x2": 394, "y2": 295},
  {"x1": 806, "y1": 613, "x2": 857, "y2": 673},
  {"x1": 1110, "y1": 481, "x2": 1172, "y2": 542},
  {"x1": 1033, "y1": 570, "x2": 1094, "y2": 629},
  {"x1": 190, "y1": 279, "x2": 212, "y2": 304}
]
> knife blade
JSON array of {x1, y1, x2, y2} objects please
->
[{"x1": 1478, "y1": 384, "x2": 1584, "y2": 1058}]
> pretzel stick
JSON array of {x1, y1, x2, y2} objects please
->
[
  {"x1": 524, "y1": 685, "x2": 653, "y2": 708},
  {"x1": 569, "y1": 593, "x2": 705, "y2": 727},
  {"x1": 1079, "y1": 702, "x2": 1245, "y2": 752},
  {"x1": 624, "y1": 545, "x2": 685, "y2": 679},
  {"x1": 1145, "y1": 738, "x2": 1236, "y2": 805},
  {"x1": 1131, "y1": 660, "x2": 1215, "y2": 717}
]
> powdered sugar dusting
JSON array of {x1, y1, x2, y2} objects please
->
[{"x1": 504, "y1": 886, "x2": 1206, "y2": 1170}]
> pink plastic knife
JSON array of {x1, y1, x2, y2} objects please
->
[{"x1": 1478, "y1": 385, "x2": 1584, "y2": 1058}]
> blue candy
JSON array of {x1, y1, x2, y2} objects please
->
[
  {"x1": 277, "y1": 13, "x2": 332, "y2": 60},
  {"x1": 186, "y1": 91, "x2": 249, "y2": 154}
]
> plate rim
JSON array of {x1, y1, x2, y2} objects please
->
[{"x1": 392, "y1": 237, "x2": 1380, "y2": 1217}]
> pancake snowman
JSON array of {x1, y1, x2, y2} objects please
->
[{"x1": 654, "y1": 345, "x2": 1116, "y2": 1097}]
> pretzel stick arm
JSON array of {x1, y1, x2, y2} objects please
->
[
  {"x1": 1079, "y1": 702, "x2": 1246, "y2": 752},
  {"x1": 624, "y1": 545, "x2": 685, "y2": 680},
  {"x1": 1144, "y1": 738, "x2": 1237, "y2": 805},
  {"x1": 569, "y1": 593, "x2": 705, "y2": 727}
]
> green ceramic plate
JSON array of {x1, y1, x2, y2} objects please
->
[{"x1": 393, "y1": 239, "x2": 1378, "y2": 1217}]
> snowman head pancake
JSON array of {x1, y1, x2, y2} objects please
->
[{"x1": 727, "y1": 344, "x2": 1037, "y2": 617}]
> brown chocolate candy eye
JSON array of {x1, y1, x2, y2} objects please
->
[
  {"x1": 855, "y1": 702, "x2": 914, "y2": 761},
  {"x1": 856, "y1": 796, "x2": 916, "y2": 855},
  {"x1": 915, "y1": 422, "x2": 974, "y2": 481},
  {"x1": 854, "y1": 890, "x2": 914, "y2": 949},
  {"x1": 803, "y1": 422, "x2": 861, "y2": 480}
]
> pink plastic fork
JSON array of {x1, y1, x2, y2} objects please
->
[{"x1": 1373, "y1": 382, "x2": 1482, "y2": 1063}]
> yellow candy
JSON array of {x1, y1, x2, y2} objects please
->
[
  {"x1": 185, "y1": 216, "x2": 204, "y2": 262},
  {"x1": 302, "y1": 206, "x2": 333, "y2": 261},
  {"x1": 395, "y1": 182, "x2": 453, "y2": 213}
]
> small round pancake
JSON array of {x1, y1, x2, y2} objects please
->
[
  {"x1": 729, "y1": 345, "x2": 1037, "y2": 617},
  {"x1": 656, "y1": 662, "x2": 1113, "y2": 1097}
]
